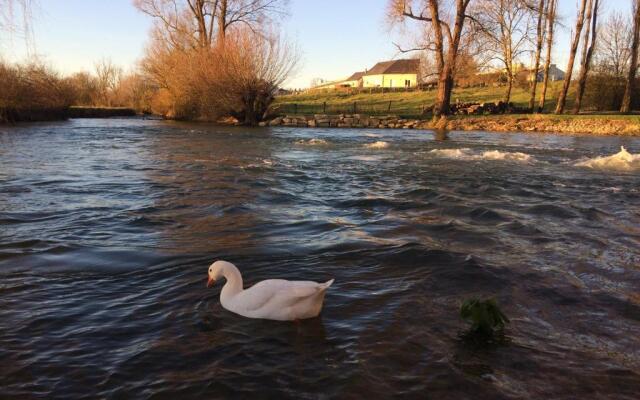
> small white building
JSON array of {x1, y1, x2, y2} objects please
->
[
  {"x1": 310, "y1": 59, "x2": 421, "y2": 90},
  {"x1": 361, "y1": 59, "x2": 420, "y2": 88}
]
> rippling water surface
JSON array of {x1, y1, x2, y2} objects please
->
[{"x1": 1, "y1": 119, "x2": 639, "y2": 399}]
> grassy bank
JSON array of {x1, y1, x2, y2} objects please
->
[
  {"x1": 438, "y1": 114, "x2": 640, "y2": 136},
  {"x1": 274, "y1": 82, "x2": 570, "y2": 117},
  {"x1": 270, "y1": 82, "x2": 640, "y2": 135},
  {"x1": 264, "y1": 113, "x2": 640, "y2": 135}
]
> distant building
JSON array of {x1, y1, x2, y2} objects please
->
[
  {"x1": 343, "y1": 71, "x2": 365, "y2": 88},
  {"x1": 530, "y1": 64, "x2": 565, "y2": 82},
  {"x1": 275, "y1": 88, "x2": 291, "y2": 96},
  {"x1": 310, "y1": 80, "x2": 344, "y2": 90},
  {"x1": 309, "y1": 59, "x2": 420, "y2": 91},
  {"x1": 362, "y1": 59, "x2": 420, "y2": 88}
]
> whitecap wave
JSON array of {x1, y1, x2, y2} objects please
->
[
  {"x1": 429, "y1": 148, "x2": 534, "y2": 163},
  {"x1": 576, "y1": 147, "x2": 640, "y2": 172},
  {"x1": 481, "y1": 150, "x2": 533, "y2": 162},
  {"x1": 296, "y1": 138, "x2": 329, "y2": 146},
  {"x1": 365, "y1": 141, "x2": 390, "y2": 149},
  {"x1": 429, "y1": 148, "x2": 474, "y2": 159}
]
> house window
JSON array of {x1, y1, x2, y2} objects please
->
[
  {"x1": 389, "y1": 79, "x2": 393, "y2": 87},
  {"x1": 405, "y1": 80, "x2": 411, "y2": 87}
]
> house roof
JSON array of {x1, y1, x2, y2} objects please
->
[
  {"x1": 346, "y1": 71, "x2": 365, "y2": 81},
  {"x1": 526, "y1": 64, "x2": 565, "y2": 76},
  {"x1": 548, "y1": 64, "x2": 565, "y2": 74},
  {"x1": 365, "y1": 59, "x2": 420, "y2": 76}
]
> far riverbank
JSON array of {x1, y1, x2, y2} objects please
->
[
  {"x1": 262, "y1": 113, "x2": 640, "y2": 136},
  {"x1": 0, "y1": 107, "x2": 138, "y2": 124}
]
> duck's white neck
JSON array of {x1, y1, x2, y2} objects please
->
[{"x1": 220, "y1": 263, "x2": 243, "y2": 300}]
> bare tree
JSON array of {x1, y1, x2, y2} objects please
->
[
  {"x1": 136, "y1": 0, "x2": 295, "y2": 122},
  {"x1": 214, "y1": 31, "x2": 297, "y2": 124},
  {"x1": 621, "y1": 0, "x2": 640, "y2": 113},
  {"x1": 67, "y1": 71, "x2": 99, "y2": 105},
  {"x1": 471, "y1": 0, "x2": 532, "y2": 104},
  {"x1": 134, "y1": 0, "x2": 287, "y2": 49},
  {"x1": 95, "y1": 59, "x2": 123, "y2": 107},
  {"x1": 309, "y1": 77, "x2": 324, "y2": 88},
  {"x1": 133, "y1": 0, "x2": 216, "y2": 49},
  {"x1": 217, "y1": 0, "x2": 227, "y2": 43},
  {"x1": 538, "y1": 0, "x2": 557, "y2": 112},
  {"x1": 216, "y1": 0, "x2": 288, "y2": 44},
  {"x1": 596, "y1": 12, "x2": 632, "y2": 77},
  {"x1": 1, "y1": 0, "x2": 31, "y2": 31},
  {"x1": 0, "y1": 0, "x2": 35, "y2": 51},
  {"x1": 388, "y1": 0, "x2": 473, "y2": 116},
  {"x1": 528, "y1": 0, "x2": 546, "y2": 111},
  {"x1": 572, "y1": 0, "x2": 599, "y2": 114},
  {"x1": 555, "y1": 0, "x2": 588, "y2": 114}
]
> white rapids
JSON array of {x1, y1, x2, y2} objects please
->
[
  {"x1": 576, "y1": 146, "x2": 640, "y2": 172},
  {"x1": 429, "y1": 148, "x2": 534, "y2": 163},
  {"x1": 364, "y1": 141, "x2": 390, "y2": 149}
]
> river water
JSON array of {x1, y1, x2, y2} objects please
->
[{"x1": 1, "y1": 119, "x2": 639, "y2": 399}]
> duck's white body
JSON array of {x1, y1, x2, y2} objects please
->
[{"x1": 207, "y1": 261, "x2": 333, "y2": 321}]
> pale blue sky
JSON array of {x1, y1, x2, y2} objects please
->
[{"x1": 1, "y1": 0, "x2": 631, "y2": 89}]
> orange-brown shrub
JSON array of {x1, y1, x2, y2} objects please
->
[
  {"x1": 0, "y1": 61, "x2": 75, "y2": 122},
  {"x1": 141, "y1": 29, "x2": 297, "y2": 124}
]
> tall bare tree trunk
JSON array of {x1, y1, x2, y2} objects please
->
[
  {"x1": 529, "y1": 0, "x2": 546, "y2": 112},
  {"x1": 573, "y1": 0, "x2": 599, "y2": 114},
  {"x1": 504, "y1": 36, "x2": 514, "y2": 104},
  {"x1": 398, "y1": 0, "x2": 471, "y2": 116},
  {"x1": 505, "y1": 68, "x2": 513, "y2": 104},
  {"x1": 433, "y1": 0, "x2": 471, "y2": 116},
  {"x1": 436, "y1": 63, "x2": 455, "y2": 116},
  {"x1": 429, "y1": 0, "x2": 447, "y2": 116},
  {"x1": 194, "y1": 0, "x2": 210, "y2": 47},
  {"x1": 217, "y1": 0, "x2": 228, "y2": 45},
  {"x1": 538, "y1": 0, "x2": 557, "y2": 112},
  {"x1": 555, "y1": 0, "x2": 588, "y2": 114},
  {"x1": 622, "y1": 0, "x2": 640, "y2": 113}
]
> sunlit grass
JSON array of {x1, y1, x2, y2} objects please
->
[{"x1": 274, "y1": 81, "x2": 569, "y2": 116}]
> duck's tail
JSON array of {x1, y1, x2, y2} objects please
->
[{"x1": 319, "y1": 279, "x2": 335, "y2": 291}]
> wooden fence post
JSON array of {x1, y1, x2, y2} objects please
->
[
  {"x1": 388, "y1": 101, "x2": 392, "y2": 112},
  {"x1": 294, "y1": 103, "x2": 298, "y2": 114},
  {"x1": 323, "y1": 101, "x2": 326, "y2": 114},
  {"x1": 353, "y1": 102, "x2": 357, "y2": 114}
]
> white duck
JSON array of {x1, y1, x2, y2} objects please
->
[{"x1": 206, "y1": 260, "x2": 334, "y2": 321}]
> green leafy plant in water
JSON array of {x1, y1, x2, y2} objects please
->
[{"x1": 460, "y1": 298, "x2": 509, "y2": 342}]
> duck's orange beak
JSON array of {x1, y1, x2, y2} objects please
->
[{"x1": 207, "y1": 276, "x2": 215, "y2": 288}]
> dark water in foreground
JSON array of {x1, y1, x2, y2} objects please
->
[{"x1": 1, "y1": 119, "x2": 639, "y2": 399}]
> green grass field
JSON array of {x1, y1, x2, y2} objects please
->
[{"x1": 273, "y1": 82, "x2": 572, "y2": 117}]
